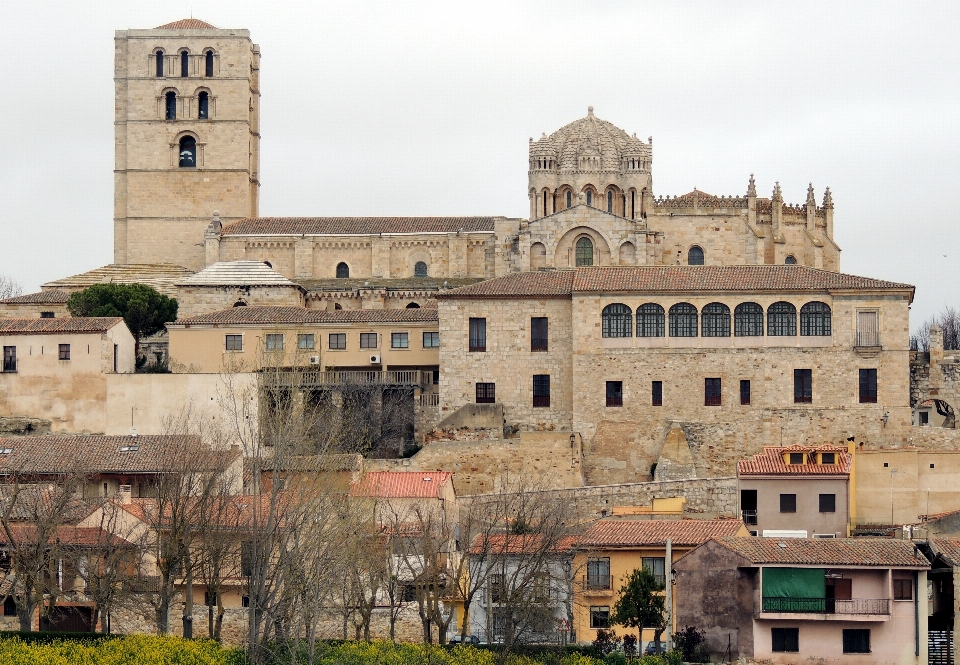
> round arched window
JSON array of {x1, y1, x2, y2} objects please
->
[
  {"x1": 414, "y1": 261, "x2": 428, "y2": 278},
  {"x1": 575, "y1": 237, "x2": 594, "y2": 267},
  {"x1": 156, "y1": 50, "x2": 165, "y2": 77},
  {"x1": 233, "y1": 300, "x2": 247, "y2": 307},
  {"x1": 688, "y1": 246, "x2": 705, "y2": 265},
  {"x1": 406, "y1": 302, "x2": 421, "y2": 309},
  {"x1": 198, "y1": 91, "x2": 209, "y2": 119},
  {"x1": 336, "y1": 262, "x2": 349, "y2": 279},
  {"x1": 785, "y1": 255, "x2": 797, "y2": 265},
  {"x1": 178, "y1": 136, "x2": 196, "y2": 167},
  {"x1": 165, "y1": 91, "x2": 177, "y2": 120}
]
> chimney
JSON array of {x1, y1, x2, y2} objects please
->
[{"x1": 118, "y1": 484, "x2": 132, "y2": 505}]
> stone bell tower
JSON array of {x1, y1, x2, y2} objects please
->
[{"x1": 113, "y1": 18, "x2": 260, "y2": 270}]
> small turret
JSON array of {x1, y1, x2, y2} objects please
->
[
  {"x1": 806, "y1": 183, "x2": 816, "y2": 232},
  {"x1": 771, "y1": 182, "x2": 784, "y2": 242},
  {"x1": 822, "y1": 187, "x2": 834, "y2": 239},
  {"x1": 747, "y1": 174, "x2": 757, "y2": 227},
  {"x1": 747, "y1": 173, "x2": 757, "y2": 198}
]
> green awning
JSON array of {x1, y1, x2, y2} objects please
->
[{"x1": 762, "y1": 567, "x2": 826, "y2": 598}]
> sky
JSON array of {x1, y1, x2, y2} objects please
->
[{"x1": 1, "y1": 1, "x2": 958, "y2": 330}]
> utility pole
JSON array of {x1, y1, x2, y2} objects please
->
[{"x1": 665, "y1": 538, "x2": 673, "y2": 653}]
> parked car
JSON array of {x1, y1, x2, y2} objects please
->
[
  {"x1": 644, "y1": 641, "x2": 667, "y2": 655},
  {"x1": 449, "y1": 635, "x2": 481, "y2": 645}
]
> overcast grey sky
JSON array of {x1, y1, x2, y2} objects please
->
[{"x1": 2, "y1": 1, "x2": 958, "y2": 329}]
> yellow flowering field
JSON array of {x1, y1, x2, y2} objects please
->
[{"x1": 0, "y1": 634, "x2": 243, "y2": 665}]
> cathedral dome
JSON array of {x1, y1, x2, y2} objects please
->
[
  {"x1": 530, "y1": 107, "x2": 649, "y2": 173},
  {"x1": 155, "y1": 18, "x2": 218, "y2": 29}
]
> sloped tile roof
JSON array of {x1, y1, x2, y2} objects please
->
[
  {"x1": 178, "y1": 261, "x2": 300, "y2": 287},
  {"x1": 469, "y1": 533, "x2": 579, "y2": 555},
  {"x1": 0, "y1": 290, "x2": 71, "y2": 305},
  {"x1": 42, "y1": 264, "x2": 194, "y2": 298},
  {"x1": 222, "y1": 217, "x2": 497, "y2": 236},
  {"x1": 0, "y1": 435, "x2": 238, "y2": 475},
  {"x1": 738, "y1": 445, "x2": 851, "y2": 476},
  {"x1": 300, "y1": 277, "x2": 480, "y2": 292},
  {"x1": 712, "y1": 536, "x2": 929, "y2": 567},
  {"x1": 350, "y1": 471, "x2": 452, "y2": 499},
  {"x1": 572, "y1": 266, "x2": 914, "y2": 294},
  {"x1": 0, "y1": 317, "x2": 123, "y2": 335},
  {"x1": 435, "y1": 270, "x2": 575, "y2": 299},
  {"x1": 928, "y1": 539, "x2": 960, "y2": 567},
  {"x1": 170, "y1": 306, "x2": 438, "y2": 327},
  {"x1": 578, "y1": 519, "x2": 744, "y2": 548},
  {"x1": 0, "y1": 525, "x2": 134, "y2": 548},
  {"x1": 155, "y1": 18, "x2": 218, "y2": 29}
]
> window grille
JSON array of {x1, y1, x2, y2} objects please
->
[
  {"x1": 794, "y1": 369, "x2": 812, "y2": 403},
  {"x1": 669, "y1": 303, "x2": 698, "y2": 337},
  {"x1": 533, "y1": 375, "x2": 550, "y2": 408},
  {"x1": 606, "y1": 381, "x2": 623, "y2": 407},
  {"x1": 767, "y1": 302, "x2": 797, "y2": 336},
  {"x1": 704, "y1": 377, "x2": 721, "y2": 406},
  {"x1": 576, "y1": 237, "x2": 594, "y2": 266},
  {"x1": 475, "y1": 383, "x2": 496, "y2": 404},
  {"x1": 413, "y1": 261, "x2": 428, "y2": 277},
  {"x1": 800, "y1": 301, "x2": 832, "y2": 336},
  {"x1": 859, "y1": 368, "x2": 877, "y2": 403},
  {"x1": 469, "y1": 318, "x2": 486, "y2": 352},
  {"x1": 688, "y1": 246, "x2": 704, "y2": 265},
  {"x1": 602, "y1": 303, "x2": 632, "y2": 338},
  {"x1": 636, "y1": 303, "x2": 665, "y2": 337},
  {"x1": 531, "y1": 317, "x2": 548, "y2": 351},
  {"x1": 701, "y1": 302, "x2": 731, "y2": 337},
  {"x1": 734, "y1": 302, "x2": 764, "y2": 336}
]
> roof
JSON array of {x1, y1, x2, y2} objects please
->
[
  {"x1": 178, "y1": 261, "x2": 300, "y2": 288},
  {"x1": 222, "y1": 217, "x2": 497, "y2": 236},
  {"x1": 155, "y1": 18, "x2": 218, "y2": 29},
  {"x1": 0, "y1": 317, "x2": 123, "y2": 335},
  {"x1": 928, "y1": 539, "x2": 960, "y2": 567},
  {"x1": 469, "y1": 533, "x2": 579, "y2": 556},
  {"x1": 0, "y1": 290, "x2": 71, "y2": 305},
  {"x1": 300, "y1": 277, "x2": 481, "y2": 293},
  {"x1": 530, "y1": 107, "x2": 649, "y2": 171},
  {"x1": 259, "y1": 454, "x2": 362, "y2": 473},
  {"x1": 435, "y1": 270, "x2": 575, "y2": 299},
  {"x1": 41, "y1": 264, "x2": 194, "y2": 298},
  {"x1": 350, "y1": 471, "x2": 453, "y2": 499},
  {"x1": 571, "y1": 266, "x2": 914, "y2": 294},
  {"x1": 710, "y1": 536, "x2": 929, "y2": 568},
  {"x1": 170, "y1": 306, "x2": 438, "y2": 327},
  {"x1": 0, "y1": 435, "x2": 239, "y2": 475},
  {"x1": 738, "y1": 445, "x2": 851, "y2": 476},
  {"x1": 577, "y1": 519, "x2": 744, "y2": 548},
  {"x1": 0, "y1": 525, "x2": 134, "y2": 548}
]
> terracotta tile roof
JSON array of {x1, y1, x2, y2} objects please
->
[
  {"x1": 301, "y1": 277, "x2": 481, "y2": 292},
  {"x1": 155, "y1": 18, "x2": 218, "y2": 29},
  {"x1": 42, "y1": 264, "x2": 194, "y2": 298},
  {"x1": 0, "y1": 290, "x2": 71, "y2": 305},
  {"x1": 350, "y1": 471, "x2": 452, "y2": 499},
  {"x1": 120, "y1": 494, "x2": 282, "y2": 530},
  {"x1": 179, "y1": 261, "x2": 300, "y2": 288},
  {"x1": 0, "y1": 525, "x2": 134, "y2": 547},
  {"x1": 259, "y1": 453, "x2": 362, "y2": 473},
  {"x1": 222, "y1": 217, "x2": 497, "y2": 236},
  {"x1": 469, "y1": 533, "x2": 579, "y2": 555},
  {"x1": 170, "y1": 306, "x2": 438, "y2": 327},
  {"x1": 711, "y1": 536, "x2": 929, "y2": 567},
  {"x1": 0, "y1": 435, "x2": 238, "y2": 475},
  {"x1": 577, "y1": 519, "x2": 744, "y2": 548},
  {"x1": 571, "y1": 266, "x2": 914, "y2": 294},
  {"x1": 0, "y1": 317, "x2": 123, "y2": 335},
  {"x1": 435, "y1": 270, "x2": 575, "y2": 299},
  {"x1": 738, "y1": 445, "x2": 851, "y2": 476},
  {"x1": 928, "y1": 539, "x2": 960, "y2": 567}
]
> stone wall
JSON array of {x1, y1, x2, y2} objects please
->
[{"x1": 176, "y1": 284, "x2": 305, "y2": 318}]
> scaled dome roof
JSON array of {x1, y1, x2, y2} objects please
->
[{"x1": 530, "y1": 107, "x2": 649, "y2": 172}]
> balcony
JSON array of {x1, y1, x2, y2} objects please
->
[
  {"x1": 742, "y1": 510, "x2": 758, "y2": 525},
  {"x1": 762, "y1": 597, "x2": 890, "y2": 617},
  {"x1": 582, "y1": 575, "x2": 612, "y2": 596},
  {"x1": 854, "y1": 331, "x2": 881, "y2": 357},
  {"x1": 264, "y1": 369, "x2": 433, "y2": 389}
]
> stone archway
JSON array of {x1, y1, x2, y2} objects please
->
[{"x1": 916, "y1": 398, "x2": 956, "y2": 428}]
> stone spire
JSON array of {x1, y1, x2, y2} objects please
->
[
  {"x1": 822, "y1": 187, "x2": 833, "y2": 208},
  {"x1": 806, "y1": 183, "x2": 816, "y2": 207},
  {"x1": 747, "y1": 174, "x2": 756, "y2": 198},
  {"x1": 771, "y1": 183, "x2": 784, "y2": 242},
  {"x1": 772, "y1": 182, "x2": 783, "y2": 203}
]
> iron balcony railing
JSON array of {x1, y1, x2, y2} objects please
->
[
  {"x1": 264, "y1": 370, "x2": 432, "y2": 388},
  {"x1": 762, "y1": 597, "x2": 890, "y2": 615},
  {"x1": 583, "y1": 575, "x2": 611, "y2": 591},
  {"x1": 741, "y1": 510, "x2": 758, "y2": 525},
  {"x1": 855, "y1": 331, "x2": 881, "y2": 348}
]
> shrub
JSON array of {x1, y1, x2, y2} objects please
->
[
  {"x1": 671, "y1": 626, "x2": 710, "y2": 663},
  {"x1": 0, "y1": 634, "x2": 242, "y2": 665}
]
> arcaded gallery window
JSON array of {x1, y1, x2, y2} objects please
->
[
  {"x1": 602, "y1": 304, "x2": 632, "y2": 338},
  {"x1": 576, "y1": 237, "x2": 594, "y2": 267},
  {"x1": 734, "y1": 302, "x2": 764, "y2": 337},
  {"x1": 701, "y1": 302, "x2": 731, "y2": 337},
  {"x1": 767, "y1": 302, "x2": 797, "y2": 336},
  {"x1": 178, "y1": 136, "x2": 196, "y2": 167},
  {"x1": 800, "y1": 301, "x2": 832, "y2": 336},
  {"x1": 669, "y1": 303, "x2": 698, "y2": 337},
  {"x1": 636, "y1": 303, "x2": 665, "y2": 337}
]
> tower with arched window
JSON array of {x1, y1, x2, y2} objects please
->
[{"x1": 113, "y1": 18, "x2": 261, "y2": 270}]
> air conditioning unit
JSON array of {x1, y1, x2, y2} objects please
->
[
  {"x1": 813, "y1": 533, "x2": 837, "y2": 539},
  {"x1": 308, "y1": 356, "x2": 321, "y2": 365},
  {"x1": 369, "y1": 354, "x2": 382, "y2": 365}
]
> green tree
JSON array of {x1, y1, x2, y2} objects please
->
[
  {"x1": 611, "y1": 566, "x2": 666, "y2": 654},
  {"x1": 67, "y1": 283, "x2": 178, "y2": 361}
]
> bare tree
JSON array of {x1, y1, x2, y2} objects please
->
[
  {"x1": 0, "y1": 275, "x2": 23, "y2": 301},
  {"x1": 912, "y1": 306, "x2": 960, "y2": 351}
]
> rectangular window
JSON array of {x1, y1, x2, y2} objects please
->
[
  {"x1": 225, "y1": 335, "x2": 242, "y2": 351},
  {"x1": 469, "y1": 318, "x2": 486, "y2": 352},
  {"x1": 533, "y1": 374, "x2": 550, "y2": 408},
  {"x1": 360, "y1": 333, "x2": 378, "y2": 349},
  {"x1": 490, "y1": 574, "x2": 506, "y2": 604},
  {"x1": 606, "y1": 381, "x2": 623, "y2": 407},
  {"x1": 391, "y1": 332, "x2": 409, "y2": 349},
  {"x1": 920, "y1": 411, "x2": 929, "y2": 426},
  {"x1": 705, "y1": 378, "x2": 722, "y2": 406},
  {"x1": 204, "y1": 591, "x2": 217, "y2": 607},
  {"x1": 589, "y1": 606, "x2": 610, "y2": 629},
  {"x1": 771, "y1": 628, "x2": 799, "y2": 653},
  {"x1": 265, "y1": 334, "x2": 284, "y2": 350},
  {"x1": 789, "y1": 452, "x2": 804, "y2": 465},
  {"x1": 476, "y1": 383, "x2": 496, "y2": 404},
  {"x1": 859, "y1": 368, "x2": 878, "y2": 403},
  {"x1": 740, "y1": 379, "x2": 751, "y2": 405},
  {"x1": 40, "y1": 312, "x2": 54, "y2": 319},
  {"x1": 642, "y1": 557, "x2": 666, "y2": 588},
  {"x1": 856, "y1": 311, "x2": 879, "y2": 347},
  {"x1": 794, "y1": 369, "x2": 812, "y2": 403},
  {"x1": 241, "y1": 596, "x2": 250, "y2": 608},
  {"x1": 819, "y1": 493, "x2": 836, "y2": 513},
  {"x1": 741, "y1": 489, "x2": 758, "y2": 524},
  {"x1": 842, "y1": 629, "x2": 870, "y2": 654},
  {"x1": 780, "y1": 493, "x2": 797, "y2": 513},
  {"x1": 531, "y1": 317, "x2": 548, "y2": 352},
  {"x1": 586, "y1": 558, "x2": 610, "y2": 589},
  {"x1": 58, "y1": 344, "x2": 70, "y2": 361},
  {"x1": 821, "y1": 452, "x2": 836, "y2": 465},
  {"x1": 297, "y1": 334, "x2": 315, "y2": 350},
  {"x1": 652, "y1": 380, "x2": 663, "y2": 407},
  {"x1": 423, "y1": 331, "x2": 440, "y2": 348},
  {"x1": 329, "y1": 333, "x2": 346, "y2": 350},
  {"x1": 893, "y1": 579, "x2": 913, "y2": 600}
]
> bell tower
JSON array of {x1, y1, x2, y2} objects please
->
[{"x1": 114, "y1": 19, "x2": 260, "y2": 270}]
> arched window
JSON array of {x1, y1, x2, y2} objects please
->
[
  {"x1": 406, "y1": 302, "x2": 421, "y2": 309},
  {"x1": 575, "y1": 237, "x2": 594, "y2": 267},
  {"x1": 181, "y1": 51, "x2": 190, "y2": 77},
  {"x1": 233, "y1": 300, "x2": 247, "y2": 307},
  {"x1": 205, "y1": 50, "x2": 214, "y2": 77},
  {"x1": 767, "y1": 301, "x2": 797, "y2": 336},
  {"x1": 701, "y1": 302, "x2": 731, "y2": 337},
  {"x1": 586, "y1": 190, "x2": 593, "y2": 207},
  {"x1": 800, "y1": 301, "x2": 832, "y2": 336},
  {"x1": 198, "y1": 91, "x2": 209, "y2": 119},
  {"x1": 530, "y1": 242, "x2": 547, "y2": 270},
  {"x1": 602, "y1": 304, "x2": 633, "y2": 338},
  {"x1": 688, "y1": 246, "x2": 704, "y2": 265},
  {"x1": 636, "y1": 303, "x2": 665, "y2": 337},
  {"x1": 165, "y1": 91, "x2": 177, "y2": 120},
  {"x1": 669, "y1": 303, "x2": 698, "y2": 337},
  {"x1": 566, "y1": 190, "x2": 572, "y2": 208},
  {"x1": 414, "y1": 261, "x2": 428, "y2": 278},
  {"x1": 156, "y1": 50, "x2": 165, "y2": 77},
  {"x1": 734, "y1": 302, "x2": 764, "y2": 337},
  {"x1": 334, "y1": 303, "x2": 343, "y2": 310},
  {"x1": 335, "y1": 262, "x2": 350, "y2": 279},
  {"x1": 607, "y1": 190, "x2": 613, "y2": 213},
  {"x1": 178, "y1": 136, "x2": 196, "y2": 167},
  {"x1": 785, "y1": 255, "x2": 797, "y2": 265},
  {"x1": 542, "y1": 191, "x2": 547, "y2": 216}
]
